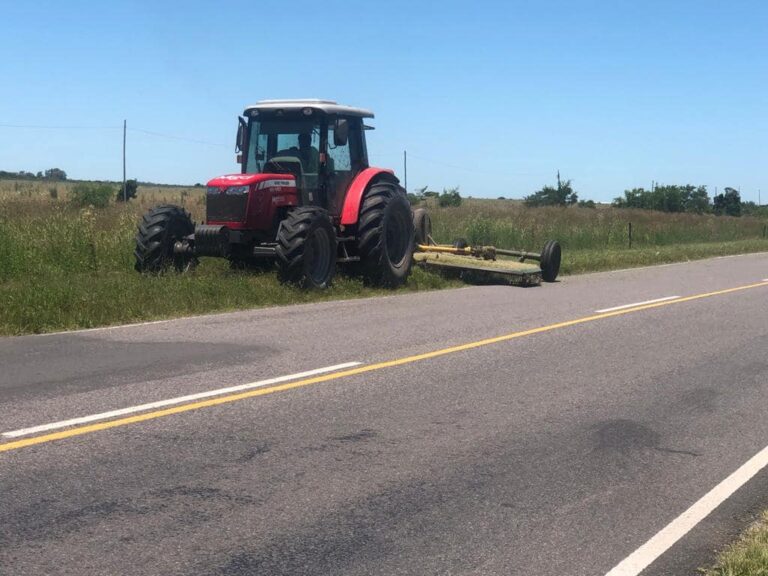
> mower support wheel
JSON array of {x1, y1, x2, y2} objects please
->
[
  {"x1": 358, "y1": 182, "x2": 415, "y2": 287},
  {"x1": 412, "y1": 207, "x2": 432, "y2": 245},
  {"x1": 540, "y1": 240, "x2": 562, "y2": 282},
  {"x1": 276, "y1": 207, "x2": 336, "y2": 289},
  {"x1": 134, "y1": 204, "x2": 196, "y2": 273}
]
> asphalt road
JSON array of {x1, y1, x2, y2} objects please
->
[{"x1": 1, "y1": 253, "x2": 767, "y2": 575}]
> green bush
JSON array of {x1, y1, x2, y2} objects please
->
[
  {"x1": 525, "y1": 174, "x2": 578, "y2": 206},
  {"x1": 438, "y1": 187, "x2": 462, "y2": 207},
  {"x1": 116, "y1": 179, "x2": 138, "y2": 202},
  {"x1": 69, "y1": 183, "x2": 114, "y2": 208}
]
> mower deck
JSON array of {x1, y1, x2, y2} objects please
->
[{"x1": 413, "y1": 251, "x2": 542, "y2": 286}]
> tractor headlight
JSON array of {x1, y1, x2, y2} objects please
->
[
  {"x1": 207, "y1": 186, "x2": 220, "y2": 195},
  {"x1": 225, "y1": 186, "x2": 249, "y2": 195}
]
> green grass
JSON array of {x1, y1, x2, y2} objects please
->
[
  {"x1": 562, "y1": 240, "x2": 768, "y2": 275},
  {"x1": 702, "y1": 511, "x2": 768, "y2": 576},
  {"x1": 0, "y1": 264, "x2": 453, "y2": 336},
  {"x1": 0, "y1": 182, "x2": 767, "y2": 335}
]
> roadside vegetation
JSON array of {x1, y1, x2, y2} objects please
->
[
  {"x1": 702, "y1": 511, "x2": 768, "y2": 576},
  {"x1": 1, "y1": 178, "x2": 766, "y2": 335}
]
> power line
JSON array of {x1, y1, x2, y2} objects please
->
[
  {"x1": 0, "y1": 123, "x2": 120, "y2": 130},
  {"x1": 405, "y1": 151, "x2": 545, "y2": 177},
  {"x1": 127, "y1": 128, "x2": 228, "y2": 149},
  {"x1": 0, "y1": 122, "x2": 228, "y2": 149}
]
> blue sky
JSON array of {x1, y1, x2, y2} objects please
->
[{"x1": 0, "y1": 0, "x2": 765, "y2": 202}]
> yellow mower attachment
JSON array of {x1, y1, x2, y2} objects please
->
[{"x1": 413, "y1": 239, "x2": 561, "y2": 286}]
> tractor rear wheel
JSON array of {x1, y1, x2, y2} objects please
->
[
  {"x1": 276, "y1": 207, "x2": 336, "y2": 289},
  {"x1": 540, "y1": 240, "x2": 562, "y2": 282},
  {"x1": 134, "y1": 204, "x2": 195, "y2": 273},
  {"x1": 358, "y1": 182, "x2": 414, "y2": 287},
  {"x1": 412, "y1": 207, "x2": 431, "y2": 245}
]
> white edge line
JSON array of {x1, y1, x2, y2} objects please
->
[
  {"x1": 596, "y1": 296, "x2": 680, "y2": 314},
  {"x1": 605, "y1": 442, "x2": 768, "y2": 576},
  {"x1": 2, "y1": 362, "x2": 362, "y2": 438}
]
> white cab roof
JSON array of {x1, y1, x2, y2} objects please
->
[{"x1": 244, "y1": 99, "x2": 374, "y2": 118}]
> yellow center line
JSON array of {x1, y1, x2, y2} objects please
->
[{"x1": 2, "y1": 280, "x2": 767, "y2": 454}]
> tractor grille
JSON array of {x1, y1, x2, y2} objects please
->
[{"x1": 207, "y1": 188, "x2": 248, "y2": 222}]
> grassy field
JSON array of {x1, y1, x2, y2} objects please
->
[{"x1": 1, "y1": 180, "x2": 766, "y2": 335}]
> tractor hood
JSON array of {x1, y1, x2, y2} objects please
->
[{"x1": 206, "y1": 173, "x2": 295, "y2": 188}]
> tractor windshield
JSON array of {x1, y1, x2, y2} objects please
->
[{"x1": 245, "y1": 118, "x2": 321, "y2": 177}]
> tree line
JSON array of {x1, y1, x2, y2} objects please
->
[
  {"x1": 408, "y1": 186, "x2": 463, "y2": 207},
  {"x1": 523, "y1": 175, "x2": 766, "y2": 217},
  {"x1": 0, "y1": 168, "x2": 68, "y2": 181}
]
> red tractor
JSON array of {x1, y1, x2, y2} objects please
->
[{"x1": 134, "y1": 99, "x2": 415, "y2": 288}]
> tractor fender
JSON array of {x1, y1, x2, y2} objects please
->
[{"x1": 340, "y1": 167, "x2": 398, "y2": 226}]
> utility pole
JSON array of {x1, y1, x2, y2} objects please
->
[
  {"x1": 122, "y1": 119, "x2": 127, "y2": 202},
  {"x1": 403, "y1": 150, "x2": 408, "y2": 192}
]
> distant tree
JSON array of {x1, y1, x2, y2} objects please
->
[
  {"x1": 614, "y1": 184, "x2": 710, "y2": 214},
  {"x1": 44, "y1": 168, "x2": 67, "y2": 181},
  {"x1": 497, "y1": 196, "x2": 506, "y2": 200},
  {"x1": 438, "y1": 186, "x2": 462, "y2": 207},
  {"x1": 578, "y1": 199, "x2": 596, "y2": 208},
  {"x1": 525, "y1": 172, "x2": 578, "y2": 207},
  {"x1": 407, "y1": 186, "x2": 426, "y2": 206},
  {"x1": 116, "y1": 179, "x2": 138, "y2": 202},
  {"x1": 713, "y1": 187, "x2": 741, "y2": 216},
  {"x1": 684, "y1": 185, "x2": 710, "y2": 214}
]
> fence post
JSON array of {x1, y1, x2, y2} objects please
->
[{"x1": 628, "y1": 222, "x2": 633, "y2": 249}]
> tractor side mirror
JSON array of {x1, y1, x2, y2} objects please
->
[
  {"x1": 334, "y1": 118, "x2": 349, "y2": 147},
  {"x1": 236, "y1": 116, "x2": 247, "y2": 153}
]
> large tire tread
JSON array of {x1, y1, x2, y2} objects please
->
[
  {"x1": 276, "y1": 207, "x2": 336, "y2": 289},
  {"x1": 357, "y1": 182, "x2": 414, "y2": 287},
  {"x1": 134, "y1": 204, "x2": 194, "y2": 273}
]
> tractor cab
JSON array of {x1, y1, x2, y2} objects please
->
[{"x1": 237, "y1": 99, "x2": 372, "y2": 217}]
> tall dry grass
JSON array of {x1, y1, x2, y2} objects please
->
[
  {"x1": 0, "y1": 180, "x2": 450, "y2": 334},
  {"x1": 428, "y1": 198, "x2": 767, "y2": 250},
  {"x1": 0, "y1": 180, "x2": 766, "y2": 334}
]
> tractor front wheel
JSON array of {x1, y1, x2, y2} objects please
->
[
  {"x1": 276, "y1": 207, "x2": 336, "y2": 289},
  {"x1": 134, "y1": 204, "x2": 196, "y2": 273},
  {"x1": 358, "y1": 182, "x2": 414, "y2": 287}
]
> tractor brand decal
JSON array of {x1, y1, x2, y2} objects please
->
[{"x1": 257, "y1": 179, "x2": 294, "y2": 190}]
